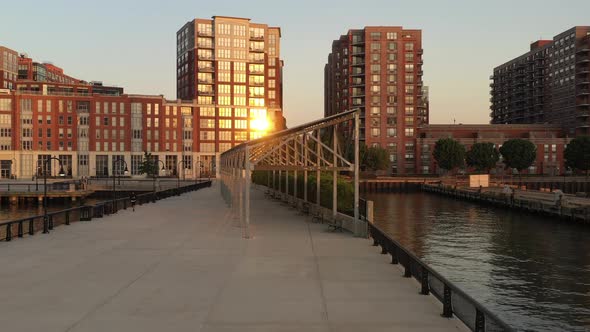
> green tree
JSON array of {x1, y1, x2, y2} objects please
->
[
  {"x1": 139, "y1": 151, "x2": 158, "y2": 177},
  {"x1": 499, "y1": 139, "x2": 536, "y2": 175},
  {"x1": 466, "y1": 142, "x2": 500, "y2": 173},
  {"x1": 432, "y1": 138, "x2": 466, "y2": 172},
  {"x1": 365, "y1": 145, "x2": 389, "y2": 171},
  {"x1": 564, "y1": 136, "x2": 590, "y2": 177}
]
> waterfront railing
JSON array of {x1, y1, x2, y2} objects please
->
[
  {"x1": 369, "y1": 222, "x2": 514, "y2": 332},
  {"x1": 0, "y1": 180, "x2": 212, "y2": 242}
]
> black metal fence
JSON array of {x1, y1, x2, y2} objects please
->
[
  {"x1": 0, "y1": 181, "x2": 82, "y2": 193},
  {"x1": 0, "y1": 180, "x2": 212, "y2": 242},
  {"x1": 368, "y1": 222, "x2": 514, "y2": 332}
]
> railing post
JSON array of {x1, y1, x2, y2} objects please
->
[
  {"x1": 420, "y1": 266, "x2": 430, "y2": 295},
  {"x1": 442, "y1": 285, "x2": 453, "y2": 317},
  {"x1": 6, "y1": 224, "x2": 12, "y2": 241},
  {"x1": 380, "y1": 244, "x2": 388, "y2": 255},
  {"x1": 65, "y1": 211, "x2": 70, "y2": 225},
  {"x1": 390, "y1": 245, "x2": 399, "y2": 264},
  {"x1": 403, "y1": 255, "x2": 412, "y2": 278},
  {"x1": 42, "y1": 216, "x2": 49, "y2": 234},
  {"x1": 475, "y1": 309, "x2": 485, "y2": 332},
  {"x1": 28, "y1": 218, "x2": 34, "y2": 235},
  {"x1": 18, "y1": 221, "x2": 23, "y2": 237},
  {"x1": 48, "y1": 215, "x2": 54, "y2": 230}
]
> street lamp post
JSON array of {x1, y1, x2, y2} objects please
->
[
  {"x1": 152, "y1": 159, "x2": 166, "y2": 202},
  {"x1": 177, "y1": 160, "x2": 187, "y2": 189},
  {"x1": 10, "y1": 158, "x2": 16, "y2": 179},
  {"x1": 43, "y1": 157, "x2": 65, "y2": 234},
  {"x1": 112, "y1": 157, "x2": 129, "y2": 211}
]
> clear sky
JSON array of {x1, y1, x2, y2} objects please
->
[{"x1": 1, "y1": 0, "x2": 589, "y2": 126}]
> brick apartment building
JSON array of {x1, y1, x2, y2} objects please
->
[
  {"x1": 324, "y1": 26, "x2": 428, "y2": 175},
  {"x1": 416, "y1": 124, "x2": 570, "y2": 175},
  {"x1": 176, "y1": 16, "x2": 286, "y2": 138},
  {"x1": 490, "y1": 26, "x2": 590, "y2": 136},
  {"x1": 0, "y1": 19, "x2": 287, "y2": 180}
]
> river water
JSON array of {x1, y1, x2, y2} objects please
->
[{"x1": 366, "y1": 192, "x2": 590, "y2": 332}]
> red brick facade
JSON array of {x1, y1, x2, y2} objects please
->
[
  {"x1": 325, "y1": 26, "x2": 428, "y2": 175},
  {"x1": 416, "y1": 124, "x2": 570, "y2": 175}
]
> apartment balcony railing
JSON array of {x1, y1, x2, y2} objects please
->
[
  {"x1": 250, "y1": 93, "x2": 265, "y2": 98},
  {"x1": 577, "y1": 80, "x2": 590, "y2": 86},
  {"x1": 249, "y1": 47, "x2": 265, "y2": 53},
  {"x1": 249, "y1": 70, "x2": 264, "y2": 75},
  {"x1": 251, "y1": 58, "x2": 265, "y2": 64},
  {"x1": 197, "y1": 91, "x2": 214, "y2": 96},
  {"x1": 576, "y1": 111, "x2": 590, "y2": 118},
  {"x1": 577, "y1": 89, "x2": 590, "y2": 96},
  {"x1": 249, "y1": 35, "x2": 265, "y2": 41},
  {"x1": 198, "y1": 66, "x2": 215, "y2": 72},
  {"x1": 197, "y1": 55, "x2": 213, "y2": 60},
  {"x1": 197, "y1": 79, "x2": 213, "y2": 84},
  {"x1": 577, "y1": 68, "x2": 590, "y2": 75},
  {"x1": 417, "y1": 49, "x2": 423, "y2": 55},
  {"x1": 576, "y1": 47, "x2": 590, "y2": 54},
  {"x1": 197, "y1": 43, "x2": 213, "y2": 49},
  {"x1": 197, "y1": 31, "x2": 213, "y2": 37},
  {"x1": 249, "y1": 81, "x2": 264, "y2": 86},
  {"x1": 351, "y1": 71, "x2": 364, "y2": 76},
  {"x1": 577, "y1": 56, "x2": 590, "y2": 64}
]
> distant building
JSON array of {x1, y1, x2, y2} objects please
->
[
  {"x1": 416, "y1": 124, "x2": 569, "y2": 175},
  {"x1": 490, "y1": 26, "x2": 590, "y2": 136},
  {"x1": 324, "y1": 26, "x2": 427, "y2": 175}
]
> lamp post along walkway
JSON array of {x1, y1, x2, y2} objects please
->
[{"x1": 43, "y1": 156, "x2": 65, "y2": 233}]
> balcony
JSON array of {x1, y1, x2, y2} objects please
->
[
  {"x1": 352, "y1": 49, "x2": 365, "y2": 56},
  {"x1": 197, "y1": 43, "x2": 213, "y2": 49},
  {"x1": 197, "y1": 79, "x2": 213, "y2": 84},
  {"x1": 249, "y1": 47, "x2": 265, "y2": 53},
  {"x1": 351, "y1": 38, "x2": 365, "y2": 46},
  {"x1": 417, "y1": 70, "x2": 423, "y2": 76},
  {"x1": 249, "y1": 35, "x2": 265, "y2": 41},
  {"x1": 249, "y1": 70, "x2": 264, "y2": 75},
  {"x1": 489, "y1": 75, "x2": 495, "y2": 80},
  {"x1": 577, "y1": 80, "x2": 590, "y2": 86},
  {"x1": 577, "y1": 56, "x2": 590, "y2": 64},
  {"x1": 417, "y1": 49, "x2": 423, "y2": 55},
  {"x1": 249, "y1": 81, "x2": 265, "y2": 86},
  {"x1": 251, "y1": 58, "x2": 265, "y2": 64},
  {"x1": 351, "y1": 61, "x2": 365, "y2": 66},
  {"x1": 197, "y1": 31, "x2": 213, "y2": 37},
  {"x1": 576, "y1": 111, "x2": 590, "y2": 118},
  {"x1": 197, "y1": 90, "x2": 214, "y2": 96},
  {"x1": 250, "y1": 93, "x2": 265, "y2": 98},
  {"x1": 198, "y1": 66, "x2": 214, "y2": 72},
  {"x1": 577, "y1": 89, "x2": 590, "y2": 96},
  {"x1": 351, "y1": 70, "x2": 364, "y2": 77},
  {"x1": 576, "y1": 47, "x2": 590, "y2": 54},
  {"x1": 197, "y1": 55, "x2": 213, "y2": 60}
]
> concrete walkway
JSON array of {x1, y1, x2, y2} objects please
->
[{"x1": 0, "y1": 184, "x2": 464, "y2": 332}]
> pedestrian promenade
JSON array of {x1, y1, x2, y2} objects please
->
[{"x1": 0, "y1": 184, "x2": 465, "y2": 332}]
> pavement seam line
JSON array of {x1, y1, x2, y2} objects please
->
[{"x1": 306, "y1": 217, "x2": 333, "y2": 330}]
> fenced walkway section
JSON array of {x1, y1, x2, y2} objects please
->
[{"x1": 0, "y1": 184, "x2": 464, "y2": 332}]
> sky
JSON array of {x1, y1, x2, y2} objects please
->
[{"x1": 1, "y1": 0, "x2": 589, "y2": 126}]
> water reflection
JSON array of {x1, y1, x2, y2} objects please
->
[{"x1": 366, "y1": 192, "x2": 590, "y2": 332}]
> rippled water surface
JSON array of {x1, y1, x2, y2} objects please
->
[{"x1": 366, "y1": 192, "x2": 590, "y2": 331}]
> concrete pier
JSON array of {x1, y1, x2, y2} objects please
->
[{"x1": 0, "y1": 184, "x2": 464, "y2": 332}]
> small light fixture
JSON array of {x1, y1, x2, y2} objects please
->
[{"x1": 58, "y1": 166, "x2": 66, "y2": 177}]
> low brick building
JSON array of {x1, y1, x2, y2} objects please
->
[{"x1": 415, "y1": 124, "x2": 570, "y2": 175}]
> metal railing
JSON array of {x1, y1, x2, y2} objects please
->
[
  {"x1": 369, "y1": 222, "x2": 514, "y2": 332},
  {"x1": 0, "y1": 180, "x2": 212, "y2": 242},
  {"x1": 0, "y1": 181, "x2": 81, "y2": 192}
]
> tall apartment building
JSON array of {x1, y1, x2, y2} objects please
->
[
  {"x1": 176, "y1": 16, "x2": 286, "y2": 147},
  {"x1": 324, "y1": 27, "x2": 427, "y2": 175},
  {"x1": 0, "y1": 46, "x2": 19, "y2": 90},
  {"x1": 490, "y1": 26, "x2": 590, "y2": 136}
]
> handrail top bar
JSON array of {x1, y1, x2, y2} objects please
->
[
  {"x1": 370, "y1": 223, "x2": 514, "y2": 330},
  {"x1": 221, "y1": 109, "x2": 360, "y2": 158}
]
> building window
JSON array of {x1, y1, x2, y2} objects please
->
[{"x1": 371, "y1": 128, "x2": 380, "y2": 137}]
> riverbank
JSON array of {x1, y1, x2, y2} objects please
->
[{"x1": 422, "y1": 183, "x2": 590, "y2": 223}]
